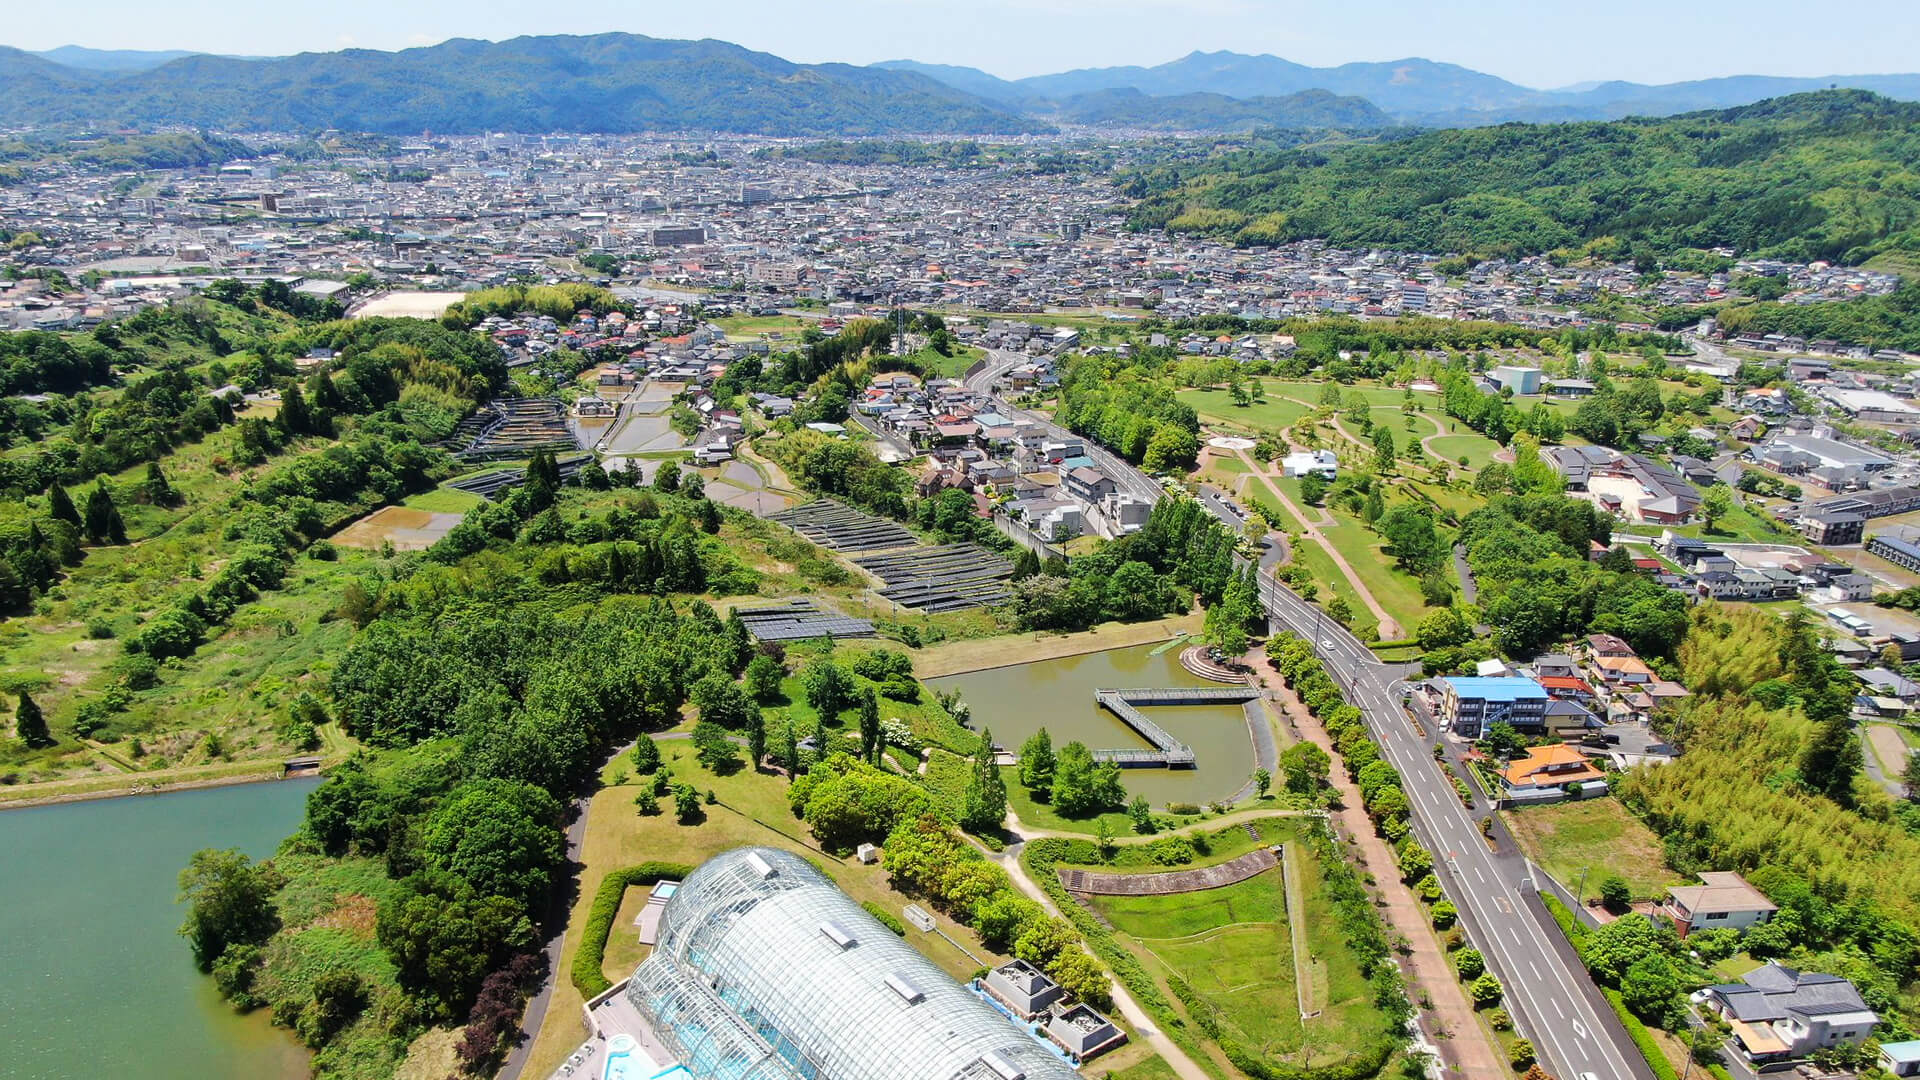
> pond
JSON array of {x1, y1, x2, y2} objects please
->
[
  {"x1": 0, "y1": 779, "x2": 319, "y2": 1080},
  {"x1": 929, "y1": 644, "x2": 1257, "y2": 805}
]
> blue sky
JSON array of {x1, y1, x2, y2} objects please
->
[{"x1": 10, "y1": 0, "x2": 1919, "y2": 89}]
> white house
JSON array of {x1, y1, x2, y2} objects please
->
[{"x1": 1281, "y1": 449, "x2": 1338, "y2": 479}]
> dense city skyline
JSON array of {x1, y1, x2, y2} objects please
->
[{"x1": 8, "y1": 0, "x2": 1920, "y2": 90}]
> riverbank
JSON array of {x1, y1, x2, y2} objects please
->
[
  {"x1": 0, "y1": 757, "x2": 301, "y2": 811},
  {"x1": 909, "y1": 612, "x2": 1203, "y2": 678}
]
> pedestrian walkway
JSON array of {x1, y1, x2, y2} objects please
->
[
  {"x1": 1232, "y1": 445, "x2": 1401, "y2": 637},
  {"x1": 1266, "y1": 680, "x2": 1505, "y2": 1078}
]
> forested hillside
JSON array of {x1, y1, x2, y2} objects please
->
[
  {"x1": 1125, "y1": 91, "x2": 1920, "y2": 264},
  {"x1": 0, "y1": 36, "x2": 1047, "y2": 136}
]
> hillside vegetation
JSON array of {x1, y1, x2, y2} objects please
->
[
  {"x1": 1126, "y1": 91, "x2": 1920, "y2": 264},
  {"x1": 0, "y1": 36, "x2": 1047, "y2": 136}
]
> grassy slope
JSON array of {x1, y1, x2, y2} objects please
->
[{"x1": 1503, "y1": 797, "x2": 1681, "y2": 902}]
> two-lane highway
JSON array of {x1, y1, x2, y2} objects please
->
[{"x1": 1259, "y1": 575, "x2": 1654, "y2": 1080}]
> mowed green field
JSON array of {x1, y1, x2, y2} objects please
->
[
  {"x1": 1091, "y1": 819, "x2": 1391, "y2": 1068},
  {"x1": 1426, "y1": 433, "x2": 1504, "y2": 471},
  {"x1": 1098, "y1": 872, "x2": 1305, "y2": 1056},
  {"x1": 1176, "y1": 387, "x2": 1312, "y2": 432}
]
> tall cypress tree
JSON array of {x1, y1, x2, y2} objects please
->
[
  {"x1": 46, "y1": 483, "x2": 80, "y2": 528},
  {"x1": 83, "y1": 482, "x2": 120, "y2": 544},
  {"x1": 961, "y1": 726, "x2": 1008, "y2": 833},
  {"x1": 15, "y1": 690, "x2": 50, "y2": 748},
  {"x1": 858, "y1": 687, "x2": 881, "y2": 765},
  {"x1": 276, "y1": 382, "x2": 312, "y2": 436},
  {"x1": 144, "y1": 462, "x2": 178, "y2": 507}
]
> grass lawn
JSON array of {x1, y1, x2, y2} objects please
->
[
  {"x1": 1101, "y1": 1054, "x2": 1180, "y2": 1080},
  {"x1": 1266, "y1": 380, "x2": 1417, "y2": 408},
  {"x1": 1177, "y1": 387, "x2": 1311, "y2": 432},
  {"x1": 400, "y1": 486, "x2": 486, "y2": 513},
  {"x1": 713, "y1": 314, "x2": 815, "y2": 340},
  {"x1": 1427, "y1": 433, "x2": 1504, "y2": 472},
  {"x1": 1091, "y1": 820, "x2": 1392, "y2": 1069},
  {"x1": 525, "y1": 742, "x2": 1014, "y2": 1080},
  {"x1": 1316, "y1": 509, "x2": 1434, "y2": 636},
  {"x1": 1503, "y1": 798, "x2": 1680, "y2": 902}
]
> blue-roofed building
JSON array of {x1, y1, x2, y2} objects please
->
[
  {"x1": 1437, "y1": 676, "x2": 1549, "y2": 737},
  {"x1": 1869, "y1": 532, "x2": 1920, "y2": 574},
  {"x1": 1880, "y1": 1039, "x2": 1920, "y2": 1076}
]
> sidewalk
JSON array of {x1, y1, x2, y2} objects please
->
[{"x1": 1265, "y1": 678, "x2": 1505, "y2": 1078}]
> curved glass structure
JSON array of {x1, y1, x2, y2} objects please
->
[{"x1": 626, "y1": 847, "x2": 1080, "y2": 1080}]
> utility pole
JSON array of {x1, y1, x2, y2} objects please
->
[{"x1": 1575, "y1": 865, "x2": 1591, "y2": 909}]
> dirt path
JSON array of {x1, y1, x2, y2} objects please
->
[
  {"x1": 1232, "y1": 446, "x2": 1400, "y2": 638},
  {"x1": 987, "y1": 842, "x2": 1214, "y2": 1080},
  {"x1": 1264, "y1": 680, "x2": 1504, "y2": 1079},
  {"x1": 1865, "y1": 724, "x2": 1915, "y2": 795}
]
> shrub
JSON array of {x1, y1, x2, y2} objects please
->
[
  {"x1": 1470, "y1": 972, "x2": 1503, "y2": 1007},
  {"x1": 570, "y1": 862, "x2": 693, "y2": 998},
  {"x1": 1456, "y1": 948, "x2": 1484, "y2": 980},
  {"x1": 862, "y1": 901, "x2": 907, "y2": 936},
  {"x1": 1509, "y1": 1039, "x2": 1534, "y2": 1068},
  {"x1": 1488, "y1": 1008, "x2": 1511, "y2": 1031},
  {"x1": 1430, "y1": 900, "x2": 1457, "y2": 928}
]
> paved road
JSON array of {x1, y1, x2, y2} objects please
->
[
  {"x1": 1063, "y1": 417, "x2": 1653, "y2": 1080},
  {"x1": 1258, "y1": 580, "x2": 1655, "y2": 1080},
  {"x1": 966, "y1": 349, "x2": 1163, "y2": 505}
]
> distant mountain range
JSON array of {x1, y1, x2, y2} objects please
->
[
  {"x1": 5, "y1": 38, "x2": 1920, "y2": 135},
  {"x1": 0, "y1": 36, "x2": 1050, "y2": 136},
  {"x1": 876, "y1": 50, "x2": 1920, "y2": 126}
]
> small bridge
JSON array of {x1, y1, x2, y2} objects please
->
[{"x1": 1090, "y1": 686, "x2": 1259, "y2": 769}]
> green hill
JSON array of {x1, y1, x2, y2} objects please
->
[
  {"x1": 0, "y1": 35, "x2": 1049, "y2": 137},
  {"x1": 1124, "y1": 90, "x2": 1920, "y2": 264}
]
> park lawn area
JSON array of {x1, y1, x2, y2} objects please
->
[
  {"x1": 1316, "y1": 508, "x2": 1434, "y2": 636},
  {"x1": 714, "y1": 313, "x2": 814, "y2": 340},
  {"x1": 1176, "y1": 387, "x2": 1311, "y2": 432},
  {"x1": 1427, "y1": 432, "x2": 1504, "y2": 472},
  {"x1": 399, "y1": 486, "x2": 485, "y2": 513},
  {"x1": 1405, "y1": 479, "x2": 1484, "y2": 520},
  {"x1": 1093, "y1": 822, "x2": 1392, "y2": 1069},
  {"x1": 1005, "y1": 766, "x2": 1135, "y2": 835},
  {"x1": 528, "y1": 746, "x2": 1014, "y2": 1080},
  {"x1": 1097, "y1": 871, "x2": 1305, "y2": 1058},
  {"x1": 1503, "y1": 797, "x2": 1681, "y2": 902},
  {"x1": 1100, "y1": 1054, "x2": 1180, "y2": 1080},
  {"x1": 1266, "y1": 379, "x2": 1415, "y2": 408}
]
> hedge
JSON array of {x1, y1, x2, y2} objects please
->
[
  {"x1": 862, "y1": 901, "x2": 907, "y2": 936},
  {"x1": 570, "y1": 861, "x2": 693, "y2": 998},
  {"x1": 1602, "y1": 988, "x2": 1681, "y2": 1080}
]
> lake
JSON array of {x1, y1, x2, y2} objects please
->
[
  {"x1": 929, "y1": 644, "x2": 1256, "y2": 805},
  {"x1": 0, "y1": 779, "x2": 319, "y2": 1080}
]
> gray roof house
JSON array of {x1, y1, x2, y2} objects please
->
[{"x1": 1706, "y1": 961, "x2": 1878, "y2": 1064}]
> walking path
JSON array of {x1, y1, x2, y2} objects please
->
[
  {"x1": 1263, "y1": 679, "x2": 1504, "y2": 1078},
  {"x1": 985, "y1": 840, "x2": 1214, "y2": 1080},
  {"x1": 1231, "y1": 445, "x2": 1400, "y2": 638},
  {"x1": 1061, "y1": 848, "x2": 1279, "y2": 896}
]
